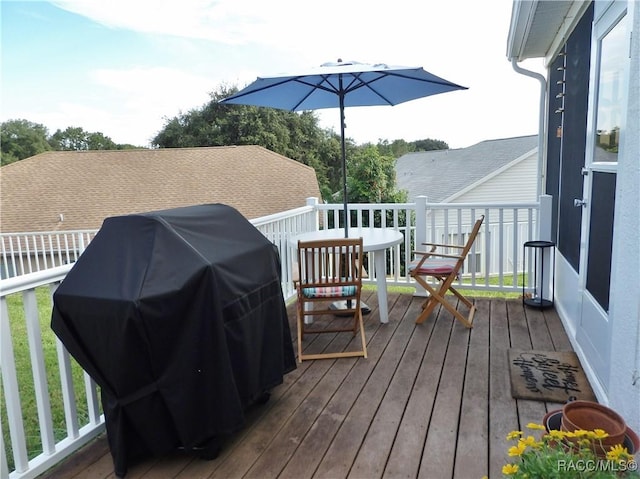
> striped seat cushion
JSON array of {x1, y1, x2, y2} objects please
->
[
  {"x1": 302, "y1": 285, "x2": 357, "y2": 298},
  {"x1": 409, "y1": 257, "x2": 458, "y2": 275}
]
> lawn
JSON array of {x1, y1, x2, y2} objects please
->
[
  {"x1": 1, "y1": 287, "x2": 98, "y2": 472},
  {"x1": 371, "y1": 272, "x2": 526, "y2": 299}
]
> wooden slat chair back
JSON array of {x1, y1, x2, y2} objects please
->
[
  {"x1": 409, "y1": 215, "x2": 485, "y2": 328},
  {"x1": 296, "y1": 237, "x2": 367, "y2": 362}
]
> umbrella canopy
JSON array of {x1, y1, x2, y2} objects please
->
[{"x1": 220, "y1": 60, "x2": 467, "y2": 235}]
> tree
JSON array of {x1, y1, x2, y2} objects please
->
[
  {"x1": 1, "y1": 119, "x2": 51, "y2": 165},
  {"x1": 152, "y1": 83, "x2": 449, "y2": 205},
  {"x1": 49, "y1": 127, "x2": 117, "y2": 151},
  {"x1": 153, "y1": 85, "x2": 340, "y2": 198},
  {"x1": 376, "y1": 138, "x2": 449, "y2": 158},
  {"x1": 346, "y1": 145, "x2": 407, "y2": 204},
  {"x1": 376, "y1": 138, "x2": 412, "y2": 158},
  {"x1": 411, "y1": 138, "x2": 449, "y2": 151}
]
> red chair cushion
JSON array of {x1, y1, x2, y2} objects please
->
[{"x1": 409, "y1": 258, "x2": 458, "y2": 275}]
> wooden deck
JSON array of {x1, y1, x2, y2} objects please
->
[{"x1": 42, "y1": 292, "x2": 574, "y2": 479}]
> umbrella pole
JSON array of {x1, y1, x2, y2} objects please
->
[
  {"x1": 330, "y1": 85, "x2": 372, "y2": 316},
  {"x1": 339, "y1": 87, "x2": 348, "y2": 238}
]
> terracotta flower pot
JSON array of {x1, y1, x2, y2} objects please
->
[
  {"x1": 626, "y1": 426, "x2": 640, "y2": 456},
  {"x1": 561, "y1": 400, "x2": 627, "y2": 454},
  {"x1": 544, "y1": 408, "x2": 639, "y2": 456}
]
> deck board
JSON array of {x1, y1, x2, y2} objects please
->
[
  {"x1": 454, "y1": 298, "x2": 490, "y2": 479},
  {"x1": 41, "y1": 294, "x2": 575, "y2": 479}
]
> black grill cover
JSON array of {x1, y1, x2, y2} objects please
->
[{"x1": 51, "y1": 204, "x2": 296, "y2": 476}]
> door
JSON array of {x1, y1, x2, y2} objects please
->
[{"x1": 576, "y1": 1, "x2": 629, "y2": 390}]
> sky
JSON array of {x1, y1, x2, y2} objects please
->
[{"x1": 1, "y1": 0, "x2": 546, "y2": 149}]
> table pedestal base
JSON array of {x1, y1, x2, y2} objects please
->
[{"x1": 330, "y1": 301, "x2": 371, "y2": 316}]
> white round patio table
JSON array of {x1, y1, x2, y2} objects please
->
[{"x1": 290, "y1": 227, "x2": 403, "y2": 324}]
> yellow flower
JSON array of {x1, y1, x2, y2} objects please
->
[
  {"x1": 506, "y1": 430, "x2": 523, "y2": 440},
  {"x1": 589, "y1": 428, "x2": 609, "y2": 439},
  {"x1": 573, "y1": 429, "x2": 589, "y2": 437},
  {"x1": 508, "y1": 442, "x2": 527, "y2": 456},
  {"x1": 526, "y1": 422, "x2": 546, "y2": 430},
  {"x1": 606, "y1": 443, "x2": 629, "y2": 461},
  {"x1": 546, "y1": 430, "x2": 566, "y2": 440},
  {"x1": 502, "y1": 463, "x2": 519, "y2": 475},
  {"x1": 520, "y1": 435, "x2": 541, "y2": 448}
]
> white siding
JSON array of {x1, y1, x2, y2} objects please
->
[
  {"x1": 607, "y1": 0, "x2": 640, "y2": 433},
  {"x1": 449, "y1": 153, "x2": 538, "y2": 204}
]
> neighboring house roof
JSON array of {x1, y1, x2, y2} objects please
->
[
  {"x1": 395, "y1": 135, "x2": 538, "y2": 203},
  {"x1": 0, "y1": 146, "x2": 321, "y2": 233}
]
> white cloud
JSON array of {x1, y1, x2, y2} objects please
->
[
  {"x1": 87, "y1": 67, "x2": 214, "y2": 144},
  {"x1": 51, "y1": 0, "x2": 318, "y2": 46},
  {"x1": 9, "y1": 0, "x2": 544, "y2": 148}
]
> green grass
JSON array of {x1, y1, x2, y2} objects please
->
[
  {"x1": 1, "y1": 287, "x2": 98, "y2": 472},
  {"x1": 367, "y1": 273, "x2": 527, "y2": 299}
]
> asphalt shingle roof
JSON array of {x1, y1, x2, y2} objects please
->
[
  {"x1": 0, "y1": 146, "x2": 321, "y2": 233},
  {"x1": 396, "y1": 135, "x2": 538, "y2": 202}
]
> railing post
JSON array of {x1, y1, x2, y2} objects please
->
[
  {"x1": 0, "y1": 297, "x2": 29, "y2": 473},
  {"x1": 306, "y1": 197, "x2": 320, "y2": 231},
  {"x1": 414, "y1": 196, "x2": 428, "y2": 296}
]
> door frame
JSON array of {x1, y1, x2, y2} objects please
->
[{"x1": 576, "y1": 0, "x2": 629, "y2": 392}]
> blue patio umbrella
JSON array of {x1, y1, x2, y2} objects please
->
[{"x1": 221, "y1": 59, "x2": 467, "y2": 236}]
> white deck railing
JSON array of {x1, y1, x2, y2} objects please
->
[
  {"x1": 0, "y1": 197, "x2": 550, "y2": 478},
  {"x1": 1, "y1": 231, "x2": 97, "y2": 279}
]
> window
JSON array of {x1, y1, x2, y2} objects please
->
[{"x1": 593, "y1": 10, "x2": 628, "y2": 164}]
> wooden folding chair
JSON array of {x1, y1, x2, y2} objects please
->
[
  {"x1": 409, "y1": 215, "x2": 485, "y2": 328},
  {"x1": 296, "y1": 237, "x2": 367, "y2": 362}
]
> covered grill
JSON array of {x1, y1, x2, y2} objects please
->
[{"x1": 51, "y1": 204, "x2": 296, "y2": 477}]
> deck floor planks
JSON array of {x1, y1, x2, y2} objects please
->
[
  {"x1": 376, "y1": 297, "x2": 442, "y2": 478},
  {"x1": 543, "y1": 306, "x2": 573, "y2": 352},
  {"x1": 39, "y1": 295, "x2": 579, "y2": 479},
  {"x1": 453, "y1": 297, "x2": 490, "y2": 479},
  {"x1": 43, "y1": 435, "x2": 111, "y2": 479},
  {"x1": 347, "y1": 296, "x2": 430, "y2": 478},
  {"x1": 418, "y1": 300, "x2": 471, "y2": 478},
  {"x1": 507, "y1": 300, "x2": 549, "y2": 432},
  {"x1": 312, "y1": 293, "x2": 422, "y2": 479},
  {"x1": 242, "y1": 294, "x2": 394, "y2": 478},
  {"x1": 487, "y1": 298, "x2": 520, "y2": 479},
  {"x1": 278, "y1": 293, "x2": 413, "y2": 479}
]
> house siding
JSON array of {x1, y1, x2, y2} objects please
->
[
  {"x1": 528, "y1": 0, "x2": 640, "y2": 432},
  {"x1": 447, "y1": 154, "x2": 537, "y2": 203},
  {"x1": 607, "y1": 0, "x2": 640, "y2": 433}
]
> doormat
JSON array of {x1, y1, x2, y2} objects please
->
[{"x1": 508, "y1": 349, "x2": 597, "y2": 403}]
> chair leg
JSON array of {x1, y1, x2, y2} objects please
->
[
  {"x1": 439, "y1": 296, "x2": 474, "y2": 328},
  {"x1": 449, "y1": 285, "x2": 474, "y2": 309},
  {"x1": 413, "y1": 278, "x2": 475, "y2": 328},
  {"x1": 296, "y1": 300, "x2": 368, "y2": 362},
  {"x1": 414, "y1": 280, "x2": 443, "y2": 324},
  {"x1": 296, "y1": 303, "x2": 304, "y2": 363},
  {"x1": 357, "y1": 310, "x2": 368, "y2": 359}
]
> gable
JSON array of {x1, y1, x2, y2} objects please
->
[
  {"x1": 447, "y1": 153, "x2": 538, "y2": 203},
  {"x1": 395, "y1": 135, "x2": 538, "y2": 203},
  {"x1": 0, "y1": 146, "x2": 321, "y2": 233}
]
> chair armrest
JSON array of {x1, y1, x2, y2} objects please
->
[
  {"x1": 412, "y1": 250, "x2": 464, "y2": 260},
  {"x1": 421, "y1": 242, "x2": 466, "y2": 249}
]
